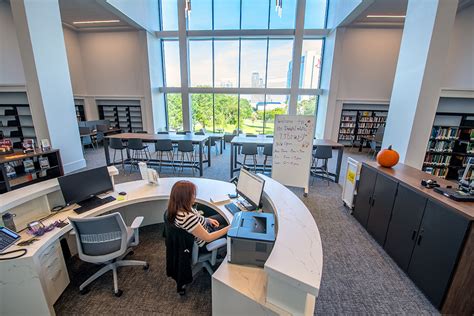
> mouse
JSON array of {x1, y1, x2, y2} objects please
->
[{"x1": 118, "y1": 191, "x2": 127, "y2": 196}]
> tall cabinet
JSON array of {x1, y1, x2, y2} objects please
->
[{"x1": 353, "y1": 162, "x2": 473, "y2": 312}]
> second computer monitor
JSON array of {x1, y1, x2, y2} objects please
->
[{"x1": 237, "y1": 168, "x2": 265, "y2": 208}]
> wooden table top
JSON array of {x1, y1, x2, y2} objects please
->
[
  {"x1": 231, "y1": 136, "x2": 343, "y2": 148},
  {"x1": 365, "y1": 161, "x2": 474, "y2": 220},
  {"x1": 106, "y1": 132, "x2": 209, "y2": 142},
  {"x1": 0, "y1": 148, "x2": 59, "y2": 164}
]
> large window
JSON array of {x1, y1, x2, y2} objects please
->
[{"x1": 159, "y1": 0, "x2": 328, "y2": 132}]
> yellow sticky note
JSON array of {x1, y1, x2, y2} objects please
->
[{"x1": 347, "y1": 170, "x2": 356, "y2": 184}]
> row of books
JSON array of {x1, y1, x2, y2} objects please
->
[
  {"x1": 339, "y1": 135, "x2": 354, "y2": 141},
  {"x1": 358, "y1": 122, "x2": 384, "y2": 129},
  {"x1": 423, "y1": 167, "x2": 448, "y2": 178},
  {"x1": 359, "y1": 116, "x2": 386, "y2": 123},
  {"x1": 430, "y1": 127, "x2": 460, "y2": 140},
  {"x1": 340, "y1": 122, "x2": 356, "y2": 128},
  {"x1": 5, "y1": 156, "x2": 50, "y2": 179},
  {"x1": 427, "y1": 140, "x2": 454, "y2": 153},
  {"x1": 357, "y1": 128, "x2": 376, "y2": 135},
  {"x1": 339, "y1": 128, "x2": 355, "y2": 134},
  {"x1": 341, "y1": 115, "x2": 356, "y2": 122},
  {"x1": 423, "y1": 153, "x2": 452, "y2": 166}
]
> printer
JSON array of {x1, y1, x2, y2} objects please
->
[{"x1": 227, "y1": 211, "x2": 276, "y2": 267}]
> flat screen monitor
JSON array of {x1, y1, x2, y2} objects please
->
[
  {"x1": 58, "y1": 166, "x2": 113, "y2": 205},
  {"x1": 237, "y1": 168, "x2": 265, "y2": 208}
]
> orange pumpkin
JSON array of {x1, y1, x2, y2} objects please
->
[{"x1": 376, "y1": 145, "x2": 399, "y2": 168}]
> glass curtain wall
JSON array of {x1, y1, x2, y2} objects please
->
[{"x1": 159, "y1": 0, "x2": 327, "y2": 132}]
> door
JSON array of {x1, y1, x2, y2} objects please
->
[
  {"x1": 366, "y1": 174, "x2": 398, "y2": 245},
  {"x1": 353, "y1": 165, "x2": 377, "y2": 228},
  {"x1": 384, "y1": 184, "x2": 426, "y2": 271},
  {"x1": 408, "y1": 200, "x2": 470, "y2": 308}
]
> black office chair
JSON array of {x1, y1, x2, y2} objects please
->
[
  {"x1": 311, "y1": 145, "x2": 333, "y2": 186},
  {"x1": 127, "y1": 139, "x2": 150, "y2": 173},
  {"x1": 262, "y1": 143, "x2": 273, "y2": 174},
  {"x1": 109, "y1": 138, "x2": 125, "y2": 169},
  {"x1": 157, "y1": 131, "x2": 169, "y2": 135},
  {"x1": 155, "y1": 139, "x2": 175, "y2": 172},
  {"x1": 241, "y1": 143, "x2": 258, "y2": 172},
  {"x1": 177, "y1": 140, "x2": 195, "y2": 175}
]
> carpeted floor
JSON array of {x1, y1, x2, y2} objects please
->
[{"x1": 54, "y1": 144, "x2": 438, "y2": 315}]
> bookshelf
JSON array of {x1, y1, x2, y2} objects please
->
[
  {"x1": 0, "y1": 104, "x2": 37, "y2": 149},
  {"x1": 423, "y1": 114, "x2": 474, "y2": 180},
  {"x1": 98, "y1": 104, "x2": 143, "y2": 133},
  {"x1": 0, "y1": 149, "x2": 63, "y2": 193},
  {"x1": 338, "y1": 109, "x2": 388, "y2": 145}
]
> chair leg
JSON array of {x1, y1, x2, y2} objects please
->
[
  {"x1": 120, "y1": 149, "x2": 124, "y2": 170},
  {"x1": 79, "y1": 263, "x2": 113, "y2": 291},
  {"x1": 112, "y1": 265, "x2": 119, "y2": 294},
  {"x1": 263, "y1": 156, "x2": 267, "y2": 173},
  {"x1": 116, "y1": 260, "x2": 148, "y2": 268},
  {"x1": 253, "y1": 155, "x2": 257, "y2": 172}
]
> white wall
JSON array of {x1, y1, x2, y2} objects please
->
[
  {"x1": 63, "y1": 27, "x2": 87, "y2": 95},
  {"x1": 0, "y1": 1, "x2": 25, "y2": 86}
]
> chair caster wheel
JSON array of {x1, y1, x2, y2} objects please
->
[
  {"x1": 128, "y1": 251, "x2": 134, "y2": 256},
  {"x1": 80, "y1": 287, "x2": 89, "y2": 295},
  {"x1": 114, "y1": 289, "x2": 123, "y2": 297},
  {"x1": 143, "y1": 263, "x2": 149, "y2": 270}
]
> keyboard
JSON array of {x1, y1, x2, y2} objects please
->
[
  {"x1": 225, "y1": 203, "x2": 242, "y2": 215},
  {"x1": 0, "y1": 227, "x2": 20, "y2": 252},
  {"x1": 74, "y1": 196, "x2": 116, "y2": 214}
]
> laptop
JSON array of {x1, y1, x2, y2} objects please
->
[
  {"x1": 0, "y1": 227, "x2": 21, "y2": 253},
  {"x1": 433, "y1": 187, "x2": 474, "y2": 202}
]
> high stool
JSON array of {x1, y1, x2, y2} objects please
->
[
  {"x1": 262, "y1": 143, "x2": 273, "y2": 174},
  {"x1": 196, "y1": 131, "x2": 219, "y2": 156},
  {"x1": 110, "y1": 138, "x2": 126, "y2": 169},
  {"x1": 155, "y1": 139, "x2": 175, "y2": 172},
  {"x1": 241, "y1": 143, "x2": 258, "y2": 172},
  {"x1": 177, "y1": 140, "x2": 195, "y2": 175},
  {"x1": 311, "y1": 145, "x2": 333, "y2": 185},
  {"x1": 127, "y1": 138, "x2": 150, "y2": 173}
]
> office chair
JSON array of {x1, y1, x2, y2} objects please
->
[
  {"x1": 81, "y1": 135, "x2": 95, "y2": 150},
  {"x1": 177, "y1": 140, "x2": 196, "y2": 174},
  {"x1": 311, "y1": 145, "x2": 333, "y2": 186},
  {"x1": 241, "y1": 143, "x2": 258, "y2": 172},
  {"x1": 155, "y1": 139, "x2": 175, "y2": 172},
  {"x1": 127, "y1": 138, "x2": 150, "y2": 173},
  {"x1": 196, "y1": 131, "x2": 219, "y2": 156},
  {"x1": 110, "y1": 138, "x2": 125, "y2": 169},
  {"x1": 163, "y1": 212, "x2": 226, "y2": 295},
  {"x1": 69, "y1": 213, "x2": 149, "y2": 297},
  {"x1": 369, "y1": 126, "x2": 385, "y2": 159}
]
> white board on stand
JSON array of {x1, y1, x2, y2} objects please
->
[{"x1": 272, "y1": 115, "x2": 315, "y2": 194}]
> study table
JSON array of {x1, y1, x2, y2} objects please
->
[
  {"x1": 0, "y1": 174, "x2": 323, "y2": 316},
  {"x1": 230, "y1": 135, "x2": 344, "y2": 182}
]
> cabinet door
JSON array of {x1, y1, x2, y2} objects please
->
[
  {"x1": 366, "y1": 173, "x2": 398, "y2": 245},
  {"x1": 384, "y1": 184, "x2": 426, "y2": 271},
  {"x1": 408, "y1": 200, "x2": 470, "y2": 308},
  {"x1": 353, "y1": 165, "x2": 377, "y2": 228}
]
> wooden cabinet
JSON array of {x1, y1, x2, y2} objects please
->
[
  {"x1": 353, "y1": 165, "x2": 377, "y2": 227},
  {"x1": 384, "y1": 184, "x2": 427, "y2": 271},
  {"x1": 366, "y1": 174, "x2": 398, "y2": 245},
  {"x1": 408, "y1": 200, "x2": 469, "y2": 308}
]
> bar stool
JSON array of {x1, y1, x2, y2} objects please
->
[
  {"x1": 155, "y1": 139, "x2": 175, "y2": 172},
  {"x1": 196, "y1": 131, "x2": 219, "y2": 156},
  {"x1": 127, "y1": 138, "x2": 150, "y2": 173},
  {"x1": 311, "y1": 145, "x2": 333, "y2": 186},
  {"x1": 241, "y1": 143, "x2": 258, "y2": 172},
  {"x1": 262, "y1": 143, "x2": 273, "y2": 174},
  {"x1": 177, "y1": 140, "x2": 195, "y2": 175},
  {"x1": 110, "y1": 138, "x2": 125, "y2": 169}
]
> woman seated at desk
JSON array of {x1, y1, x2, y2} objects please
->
[{"x1": 167, "y1": 180, "x2": 229, "y2": 250}]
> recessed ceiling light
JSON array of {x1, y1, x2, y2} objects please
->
[
  {"x1": 366, "y1": 15, "x2": 406, "y2": 18},
  {"x1": 73, "y1": 20, "x2": 120, "y2": 25}
]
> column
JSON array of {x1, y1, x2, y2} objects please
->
[
  {"x1": 288, "y1": 0, "x2": 306, "y2": 115},
  {"x1": 177, "y1": 0, "x2": 192, "y2": 131},
  {"x1": 11, "y1": 0, "x2": 85, "y2": 173},
  {"x1": 382, "y1": 0, "x2": 458, "y2": 168}
]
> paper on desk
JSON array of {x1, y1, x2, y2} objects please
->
[{"x1": 210, "y1": 195, "x2": 231, "y2": 204}]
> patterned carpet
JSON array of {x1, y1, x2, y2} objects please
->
[{"x1": 54, "y1": 144, "x2": 438, "y2": 315}]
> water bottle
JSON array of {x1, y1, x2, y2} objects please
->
[{"x1": 2, "y1": 212, "x2": 17, "y2": 232}]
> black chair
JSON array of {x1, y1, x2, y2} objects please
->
[
  {"x1": 96, "y1": 124, "x2": 109, "y2": 132},
  {"x1": 311, "y1": 145, "x2": 333, "y2": 185},
  {"x1": 127, "y1": 138, "x2": 150, "y2": 173},
  {"x1": 135, "y1": 130, "x2": 148, "y2": 134},
  {"x1": 94, "y1": 131, "x2": 105, "y2": 147},
  {"x1": 110, "y1": 138, "x2": 126, "y2": 169},
  {"x1": 246, "y1": 133, "x2": 257, "y2": 137},
  {"x1": 176, "y1": 131, "x2": 191, "y2": 135},
  {"x1": 241, "y1": 143, "x2": 258, "y2": 172},
  {"x1": 177, "y1": 140, "x2": 195, "y2": 174},
  {"x1": 155, "y1": 139, "x2": 175, "y2": 172},
  {"x1": 262, "y1": 143, "x2": 273, "y2": 174},
  {"x1": 157, "y1": 131, "x2": 169, "y2": 135},
  {"x1": 196, "y1": 131, "x2": 218, "y2": 156}
]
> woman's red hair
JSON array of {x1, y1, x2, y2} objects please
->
[{"x1": 167, "y1": 180, "x2": 196, "y2": 223}]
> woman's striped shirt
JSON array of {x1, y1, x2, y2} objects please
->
[{"x1": 174, "y1": 208, "x2": 208, "y2": 247}]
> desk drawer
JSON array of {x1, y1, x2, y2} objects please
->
[{"x1": 38, "y1": 241, "x2": 70, "y2": 305}]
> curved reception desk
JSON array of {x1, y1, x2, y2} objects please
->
[{"x1": 0, "y1": 174, "x2": 323, "y2": 316}]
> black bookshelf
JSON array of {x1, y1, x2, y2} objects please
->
[
  {"x1": 0, "y1": 104, "x2": 37, "y2": 149},
  {"x1": 338, "y1": 109, "x2": 388, "y2": 145},
  {"x1": 423, "y1": 113, "x2": 474, "y2": 180},
  {"x1": 98, "y1": 104, "x2": 143, "y2": 133}
]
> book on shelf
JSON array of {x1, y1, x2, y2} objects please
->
[
  {"x1": 430, "y1": 127, "x2": 460, "y2": 140},
  {"x1": 23, "y1": 158, "x2": 35, "y2": 173},
  {"x1": 39, "y1": 156, "x2": 50, "y2": 169},
  {"x1": 6, "y1": 164, "x2": 16, "y2": 178},
  {"x1": 22, "y1": 138, "x2": 35, "y2": 153}
]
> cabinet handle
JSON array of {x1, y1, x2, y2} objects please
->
[
  {"x1": 368, "y1": 196, "x2": 372, "y2": 205},
  {"x1": 371, "y1": 197, "x2": 375, "y2": 206},
  {"x1": 411, "y1": 230, "x2": 417, "y2": 240},
  {"x1": 417, "y1": 229, "x2": 424, "y2": 245}
]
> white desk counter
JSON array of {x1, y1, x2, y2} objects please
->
[{"x1": 0, "y1": 176, "x2": 322, "y2": 316}]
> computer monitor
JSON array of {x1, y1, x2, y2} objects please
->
[
  {"x1": 237, "y1": 168, "x2": 265, "y2": 208},
  {"x1": 58, "y1": 166, "x2": 113, "y2": 205}
]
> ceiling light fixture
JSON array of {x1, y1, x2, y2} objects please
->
[
  {"x1": 366, "y1": 15, "x2": 406, "y2": 18},
  {"x1": 73, "y1": 20, "x2": 120, "y2": 25}
]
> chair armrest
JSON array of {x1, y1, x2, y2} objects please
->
[
  {"x1": 206, "y1": 238, "x2": 227, "y2": 252},
  {"x1": 131, "y1": 216, "x2": 144, "y2": 229}
]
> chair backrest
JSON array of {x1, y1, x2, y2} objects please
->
[
  {"x1": 69, "y1": 212, "x2": 128, "y2": 263},
  {"x1": 241, "y1": 143, "x2": 258, "y2": 155},
  {"x1": 314, "y1": 145, "x2": 333, "y2": 159},
  {"x1": 200, "y1": 128, "x2": 206, "y2": 134},
  {"x1": 266, "y1": 135, "x2": 274, "y2": 138},
  {"x1": 374, "y1": 126, "x2": 385, "y2": 142},
  {"x1": 127, "y1": 138, "x2": 144, "y2": 150},
  {"x1": 157, "y1": 131, "x2": 169, "y2": 135},
  {"x1": 79, "y1": 126, "x2": 91, "y2": 135},
  {"x1": 163, "y1": 211, "x2": 197, "y2": 266},
  {"x1": 135, "y1": 130, "x2": 147, "y2": 134},
  {"x1": 82, "y1": 135, "x2": 93, "y2": 145},
  {"x1": 156, "y1": 139, "x2": 174, "y2": 151},
  {"x1": 176, "y1": 131, "x2": 191, "y2": 135},
  {"x1": 96, "y1": 124, "x2": 109, "y2": 132},
  {"x1": 246, "y1": 133, "x2": 257, "y2": 137},
  {"x1": 178, "y1": 140, "x2": 194, "y2": 152},
  {"x1": 109, "y1": 138, "x2": 124, "y2": 149},
  {"x1": 263, "y1": 143, "x2": 273, "y2": 156},
  {"x1": 223, "y1": 134, "x2": 235, "y2": 142},
  {"x1": 195, "y1": 131, "x2": 205, "y2": 135},
  {"x1": 96, "y1": 132, "x2": 104, "y2": 142}
]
